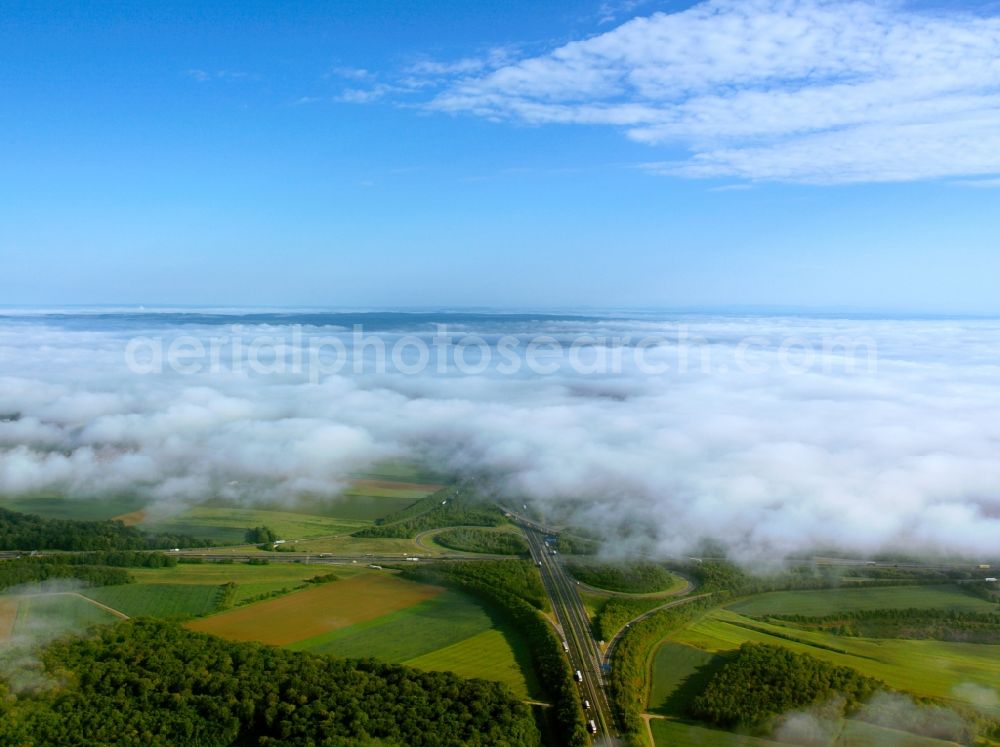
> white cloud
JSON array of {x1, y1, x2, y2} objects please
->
[
  {"x1": 420, "y1": 0, "x2": 1000, "y2": 183},
  {"x1": 2, "y1": 314, "x2": 1000, "y2": 564}
]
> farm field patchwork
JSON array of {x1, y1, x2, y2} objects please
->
[
  {"x1": 288, "y1": 586, "x2": 540, "y2": 699},
  {"x1": 187, "y1": 571, "x2": 442, "y2": 645},
  {"x1": 289, "y1": 588, "x2": 491, "y2": 659},
  {"x1": 188, "y1": 570, "x2": 539, "y2": 699},
  {"x1": 83, "y1": 583, "x2": 224, "y2": 619}
]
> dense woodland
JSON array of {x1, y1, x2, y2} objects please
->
[
  {"x1": 433, "y1": 527, "x2": 529, "y2": 555},
  {"x1": 689, "y1": 642, "x2": 882, "y2": 730},
  {"x1": 400, "y1": 561, "x2": 589, "y2": 747},
  {"x1": 0, "y1": 507, "x2": 210, "y2": 551},
  {"x1": 564, "y1": 560, "x2": 675, "y2": 594},
  {"x1": 0, "y1": 620, "x2": 540, "y2": 747}
]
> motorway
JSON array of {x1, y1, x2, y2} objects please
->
[{"x1": 520, "y1": 522, "x2": 620, "y2": 745}]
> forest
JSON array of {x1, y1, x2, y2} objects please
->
[
  {"x1": 0, "y1": 507, "x2": 210, "y2": 551},
  {"x1": 433, "y1": 527, "x2": 529, "y2": 555},
  {"x1": 689, "y1": 642, "x2": 882, "y2": 729},
  {"x1": 0, "y1": 619, "x2": 540, "y2": 747},
  {"x1": 564, "y1": 560, "x2": 674, "y2": 593}
]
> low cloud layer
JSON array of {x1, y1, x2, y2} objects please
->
[
  {"x1": 2, "y1": 312, "x2": 1000, "y2": 562},
  {"x1": 412, "y1": 0, "x2": 1000, "y2": 184}
]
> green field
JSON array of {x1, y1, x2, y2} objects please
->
[
  {"x1": 649, "y1": 717, "x2": 961, "y2": 747},
  {"x1": 138, "y1": 507, "x2": 369, "y2": 544},
  {"x1": 0, "y1": 494, "x2": 146, "y2": 521},
  {"x1": 83, "y1": 583, "x2": 224, "y2": 619},
  {"x1": 726, "y1": 585, "x2": 998, "y2": 617},
  {"x1": 129, "y1": 562, "x2": 361, "y2": 604},
  {"x1": 290, "y1": 588, "x2": 540, "y2": 699},
  {"x1": 12, "y1": 593, "x2": 120, "y2": 637},
  {"x1": 671, "y1": 609, "x2": 1000, "y2": 715}
]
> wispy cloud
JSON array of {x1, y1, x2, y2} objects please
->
[
  {"x1": 183, "y1": 69, "x2": 251, "y2": 83},
  {"x1": 413, "y1": 0, "x2": 1000, "y2": 184}
]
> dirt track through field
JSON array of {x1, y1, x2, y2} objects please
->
[
  {"x1": 187, "y1": 572, "x2": 443, "y2": 646},
  {"x1": 0, "y1": 598, "x2": 18, "y2": 641}
]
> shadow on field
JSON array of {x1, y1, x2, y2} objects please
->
[{"x1": 657, "y1": 652, "x2": 732, "y2": 718}]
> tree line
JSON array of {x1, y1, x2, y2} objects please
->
[
  {"x1": 767, "y1": 607, "x2": 1000, "y2": 643},
  {"x1": 0, "y1": 560, "x2": 132, "y2": 593},
  {"x1": 0, "y1": 506, "x2": 211, "y2": 551}
]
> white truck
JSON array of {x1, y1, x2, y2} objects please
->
[
  {"x1": 587, "y1": 720, "x2": 597, "y2": 734},
  {"x1": 574, "y1": 670, "x2": 583, "y2": 683}
]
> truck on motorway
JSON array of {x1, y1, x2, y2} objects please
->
[
  {"x1": 587, "y1": 720, "x2": 597, "y2": 734},
  {"x1": 574, "y1": 670, "x2": 583, "y2": 683},
  {"x1": 562, "y1": 640, "x2": 569, "y2": 653}
]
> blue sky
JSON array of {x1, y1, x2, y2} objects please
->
[{"x1": 2, "y1": 0, "x2": 999, "y2": 311}]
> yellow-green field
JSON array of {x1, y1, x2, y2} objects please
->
[{"x1": 404, "y1": 628, "x2": 537, "y2": 697}]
